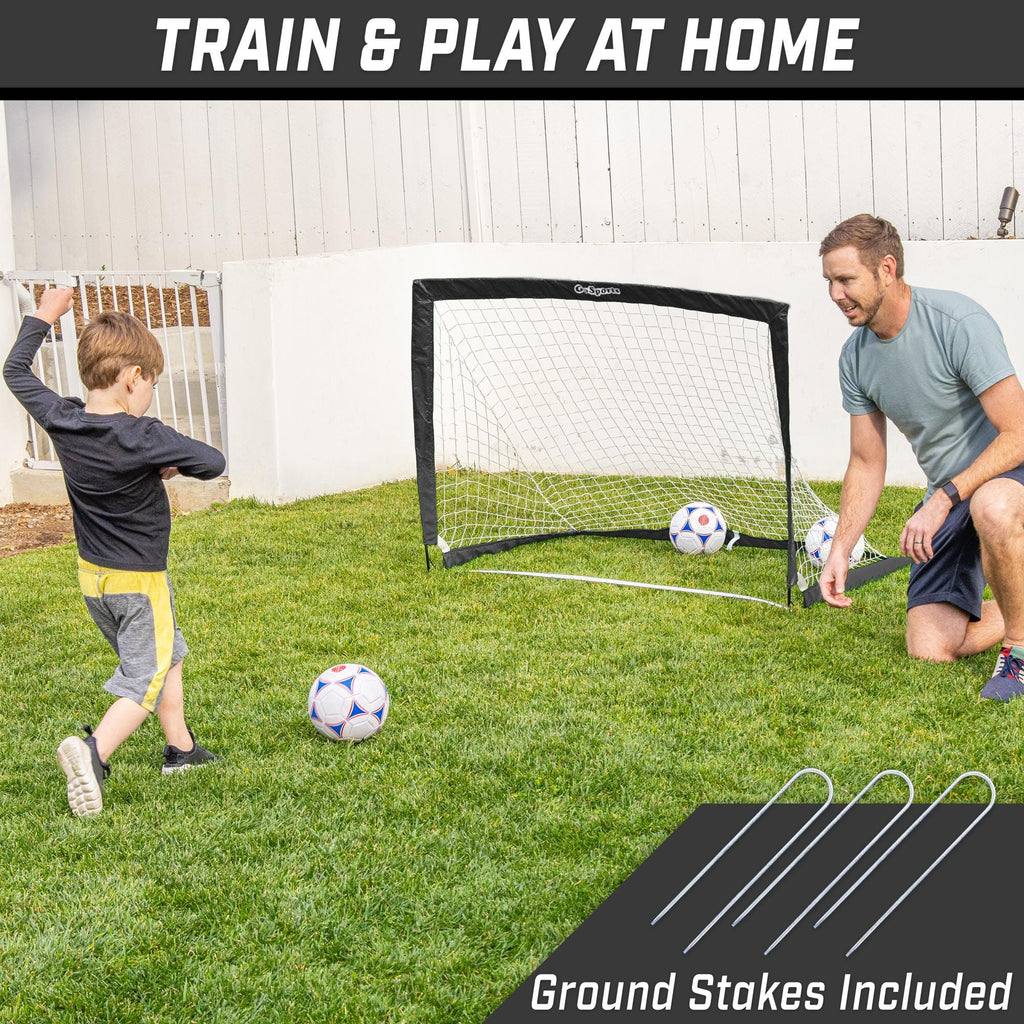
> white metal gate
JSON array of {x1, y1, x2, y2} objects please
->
[{"x1": 3, "y1": 270, "x2": 227, "y2": 471}]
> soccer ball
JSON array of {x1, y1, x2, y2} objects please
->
[
  {"x1": 669, "y1": 502, "x2": 727, "y2": 555},
  {"x1": 308, "y1": 663, "x2": 389, "y2": 742},
  {"x1": 804, "y1": 515, "x2": 866, "y2": 567}
]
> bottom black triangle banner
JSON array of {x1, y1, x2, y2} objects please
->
[{"x1": 485, "y1": 801, "x2": 1020, "y2": 1021}]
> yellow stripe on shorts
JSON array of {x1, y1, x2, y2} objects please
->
[{"x1": 77, "y1": 558, "x2": 175, "y2": 712}]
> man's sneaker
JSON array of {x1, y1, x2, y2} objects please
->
[
  {"x1": 162, "y1": 728, "x2": 219, "y2": 774},
  {"x1": 56, "y1": 728, "x2": 109, "y2": 817},
  {"x1": 981, "y1": 645, "x2": 1024, "y2": 702}
]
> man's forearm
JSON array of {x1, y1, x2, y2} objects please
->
[
  {"x1": 948, "y1": 430, "x2": 1024, "y2": 503},
  {"x1": 834, "y1": 457, "x2": 885, "y2": 554}
]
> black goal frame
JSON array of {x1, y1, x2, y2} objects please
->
[{"x1": 411, "y1": 276, "x2": 909, "y2": 606}]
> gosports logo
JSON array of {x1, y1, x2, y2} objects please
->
[{"x1": 574, "y1": 283, "x2": 621, "y2": 298}]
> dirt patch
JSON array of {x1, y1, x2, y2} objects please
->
[
  {"x1": 0, "y1": 503, "x2": 75, "y2": 558},
  {"x1": 27, "y1": 283, "x2": 211, "y2": 331}
]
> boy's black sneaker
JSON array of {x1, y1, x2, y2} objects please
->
[
  {"x1": 57, "y1": 727, "x2": 110, "y2": 817},
  {"x1": 162, "y1": 728, "x2": 219, "y2": 774}
]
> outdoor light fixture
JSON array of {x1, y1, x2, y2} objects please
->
[{"x1": 997, "y1": 186, "x2": 1019, "y2": 237}]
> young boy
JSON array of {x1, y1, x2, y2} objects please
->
[{"x1": 3, "y1": 286, "x2": 226, "y2": 816}]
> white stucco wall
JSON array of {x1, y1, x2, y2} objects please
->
[
  {"x1": 221, "y1": 239, "x2": 1024, "y2": 504},
  {"x1": 7, "y1": 237, "x2": 1024, "y2": 506}
]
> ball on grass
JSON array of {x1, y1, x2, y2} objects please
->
[
  {"x1": 670, "y1": 502, "x2": 727, "y2": 555},
  {"x1": 308, "y1": 663, "x2": 389, "y2": 742}
]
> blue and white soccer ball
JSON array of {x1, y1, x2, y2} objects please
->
[
  {"x1": 669, "y1": 502, "x2": 727, "y2": 555},
  {"x1": 308, "y1": 663, "x2": 389, "y2": 742},
  {"x1": 804, "y1": 515, "x2": 866, "y2": 567}
]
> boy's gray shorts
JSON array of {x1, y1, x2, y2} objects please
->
[{"x1": 77, "y1": 559, "x2": 188, "y2": 712}]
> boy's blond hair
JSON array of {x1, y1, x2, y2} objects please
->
[{"x1": 77, "y1": 311, "x2": 164, "y2": 390}]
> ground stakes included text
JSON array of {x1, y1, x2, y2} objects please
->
[{"x1": 529, "y1": 971, "x2": 1013, "y2": 1013}]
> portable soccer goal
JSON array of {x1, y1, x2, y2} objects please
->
[{"x1": 411, "y1": 277, "x2": 909, "y2": 606}]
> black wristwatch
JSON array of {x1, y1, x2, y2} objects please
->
[{"x1": 940, "y1": 480, "x2": 962, "y2": 507}]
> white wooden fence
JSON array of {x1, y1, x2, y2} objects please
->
[{"x1": 7, "y1": 100, "x2": 1024, "y2": 274}]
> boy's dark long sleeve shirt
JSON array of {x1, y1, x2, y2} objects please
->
[{"x1": 3, "y1": 315, "x2": 226, "y2": 571}]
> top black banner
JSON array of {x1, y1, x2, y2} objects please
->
[{"x1": 4, "y1": 1, "x2": 1024, "y2": 95}]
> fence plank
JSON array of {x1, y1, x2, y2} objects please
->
[
  {"x1": 315, "y1": 101, "x2": 353, "y2": 254},
  {"x1": 399, "y1": 100, "x2": 438, "y2": 245},
  {"x1": 206, "y1": 102, "x2": 244, "y2": 264},
  {"x1": 5, "y1": 101, "x2": 37, "y2": 269},
  {"x1": 261, "y1": 101, "x2": 298, "y2": 258},
  {"x1": 77, "y1": 101, "x2": 114, "y2": 271},
  {"x1": 704, "y1": 101, "x2": 742, "y2": 242},
  {"x1": 484, "y1": 100, "x2": 523, "y2": 242},
  {"x1": 576, "y1": 100, "x2": 613, "y2": 242},
  {"x1": 128, "y1": 100, "x2": 166, "y2": 270},
  {"x1": 803, "y1": 100, "x2": 841, "y2": 242},
  {"x1": 26, "y1": 101, "x2": 61, "y2": 269},
  {"x1": 975, "y1": 100, "x2": 1014, "y2": 239},
  {"x1": 544, "y1": 100, "x2": 582, "y2": 243},
  {"x1": 426, "y1": 100, "x2": 466, "y2": 243},
  {"x1": 49, "y1": 101, "x2": 88, "y2": 270},
  {"x1": 940, "y1": 101, "x2": 979, "y2": 239},
  {"x1": 153, "y1": 102, "x2": 192, "y2": 270},
  {"x1": 231, "y1": 101, "x2": 269, "y2": 260},
  {"x1": 638, "y1": 100, "x2": 676, "y2": 243},
  {"x1": 836, "y1": 100, "x2": 874, "y2": 220},
  {"x1": 371, "y1": 101, "x2": 408, "y2": 248},
  {"x1": 736, "y1": 99, "x2": 773, "y2": 242},
  {"x1": 344, "y1": 101, "x2": 380, "y2": 249},
  {"x1": 34, "y1": 102, "x2": 79, "y2": 270},
  {"x1": 608, "y1": 100, "x2": 644, "y2": 242},
  {"x1": 868, "y1": 100, "x2": 909, "y2": 234},
  {"x1": 460, "y1": 100, "x2": 492, "y2": 243},
  {"x1": 288, "y1": 100, "x2": 325, "y2": 255},
  {"x1": 671, "y1": 101, "x2": 709, "y2": 242},
  {"x1": 769, "y1": 101, "x2": 806, "y2": 241},
  {"x1": 101, "y1": 100, "x2": 141, "y2": 271},
  {"x1": 515, "y1": 100, "x2": 553, "y2": 243},
  {"x1": 179, "y1": 102, "x2": 218, "y2": 270},
  {"x1": 906, "y1": 101, "x2": 943, "y2": 240}
]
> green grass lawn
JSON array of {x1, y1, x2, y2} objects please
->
[{"x1": 1, "y1": 479, "x2": 1020, "y2": 1023}]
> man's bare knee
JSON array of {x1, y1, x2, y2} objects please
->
[
  {"x1": 906, "y1": 635, "x2": 958, "y2": 662},
  {"x1": 907, "y1": 603, "x2": 975, "y2": 662},
  {"x1": 971, "y1": 479, "x2": 1024, "y2": 540}
]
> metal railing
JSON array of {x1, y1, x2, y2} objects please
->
[{"x1": 3, "y1": 270, "x2": 227, "y2": 471}]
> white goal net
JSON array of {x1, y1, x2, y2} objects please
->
[{"x1": 411, "y1": 278, "x2": 905, "y2": 605}]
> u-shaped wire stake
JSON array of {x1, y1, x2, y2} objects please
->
[
  {"x1": 841, "y1": 771, "x2": 996, "y2": 957},
  {"x1": 761, "y1": 769, "x2": 915, "y2": 955},
  {"x1": 649, "y1": 768, "x2": 834, "y2": 952}
]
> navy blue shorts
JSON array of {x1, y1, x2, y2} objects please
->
[{"x1": 907, "y1": 463, "x2": 1024, "y2": 622}]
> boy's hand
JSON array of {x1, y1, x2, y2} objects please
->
[
  {"x1": 33, "y1": 287, "x2": 75, "y2": 326},
  {"x1": 159, "y1": 467, "x2": 180, "y2": 480}
]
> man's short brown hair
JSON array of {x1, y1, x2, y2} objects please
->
[
  {"x1": 819, "y1": 214, "x2": 905, "y2": 279},
  {"x1": 77, "y1": 311, "x2": 164, "y2": 391}
]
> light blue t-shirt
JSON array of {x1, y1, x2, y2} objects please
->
[{"x1": 838, "y1": 286, "x2": 1016, "y2": 495}]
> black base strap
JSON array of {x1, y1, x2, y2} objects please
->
[
  {"x1": 801, "y1": 556, "x2": 912, "y2": 608},
  {"x1": 442, "y1": 529, "x2": 789, "y2": 568}
]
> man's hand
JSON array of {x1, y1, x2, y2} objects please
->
[
  {"x1": 819, "y1": 548, "x2": 853, "y2": 608},
  {"x1": 33, "y1": 287, "x2": 74, "y2": 326},
  {"x1": 899, "y1": 491, "x2": 951, "y2": 563},
  {"x1": 159, "y1": 467, "x2": 179, "y2": 480}
]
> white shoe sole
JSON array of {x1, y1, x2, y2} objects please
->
[{"x1": 57, "y1": 736, "x2": 103, "y2": 816}]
